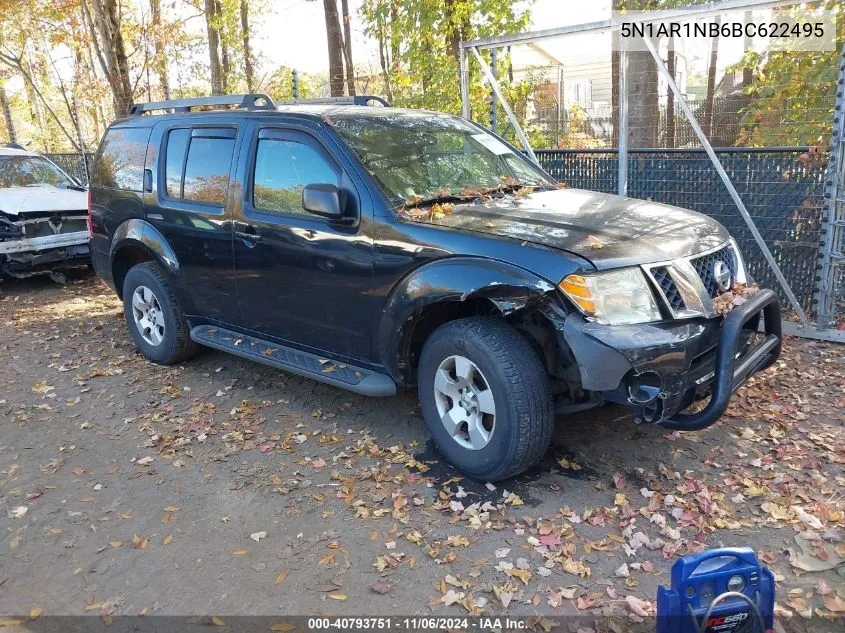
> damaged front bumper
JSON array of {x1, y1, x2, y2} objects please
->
[
  {"x1": 0, "y1": 213, "x2": 90, "y2": 277},
  {"x1": 559, "y1": 289, "x2": 782, "y2": 430}
]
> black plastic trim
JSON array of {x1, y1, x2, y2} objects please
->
[
  {"x1": 660, "y1": 289, "x2": 781, "y2": 431},
  {"x1": 190, "y1": 325, "x2": 396, "y2": 397}
]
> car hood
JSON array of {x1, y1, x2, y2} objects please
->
[
  {"x1": 422, "y1": 188, "x2": 730, "y2": 269},
  {"x1": 0, "y1": 186, "x2": 88, "y2": 215}
]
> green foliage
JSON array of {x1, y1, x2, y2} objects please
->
[{"x1": 359, "y1": 0, "x2": 540, "y2": 147}]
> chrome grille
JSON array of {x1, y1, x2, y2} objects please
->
[
  {"x1": 690, "y1": 247, "x2": 738, "y2": 298},
  {"x1": 644, "y1": 243, "x2": 744, "y2": 318},
  {"x1": 651, "y1": 265, "x2": 685, "y2": 311}
]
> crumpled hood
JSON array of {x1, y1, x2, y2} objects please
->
[
  {"x1": 0, "y1": 186, "x2": 88, "y2": 215},
  {"x1": 421, "y1": 188, "x2": 730, "y2": 269}
]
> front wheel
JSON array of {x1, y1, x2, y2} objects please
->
[{"x1": 418, "y1": 317, "x2": 554, "y2": 481}]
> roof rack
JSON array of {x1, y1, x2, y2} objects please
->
[
  {"x1": 277, "y1": 95, "x2": 390, "y2": 107},
  {"x1": 128, "y1": 93, "x2": 276, "y2": 116}
]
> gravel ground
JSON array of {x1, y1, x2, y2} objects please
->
[{"x1": 0, "y1": 272, "x2": 843, "y2": 630}]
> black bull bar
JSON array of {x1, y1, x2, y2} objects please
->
[{"x1": 661, "y1": 288, "x2": 782, "y2": 431}]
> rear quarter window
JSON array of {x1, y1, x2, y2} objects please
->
[{"x1": 92, "y1": 127, "x2": 152, "y2": 191}]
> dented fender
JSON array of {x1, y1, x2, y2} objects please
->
[{"x1": 378, "y1": 256, "x2": 559, "y2": 381}]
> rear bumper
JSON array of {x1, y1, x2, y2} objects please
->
[{"x1": 559, "y1": 289, "x2": 782, "y2": 430}]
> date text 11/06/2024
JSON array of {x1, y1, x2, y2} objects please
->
[{"x1": 307, "y1": 617, "x2": 528, "y2": 630}]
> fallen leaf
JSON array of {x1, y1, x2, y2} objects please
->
[
  {"x1": 250, "y1": 531, "x2": 268, "y2": 542},
  {"x1": 29, "y1": 607, "x2": 42, "y2": 619},
  {"x1": 233, "y1": 549, "x2": 248, "y2": 556},
  {"x1": 275, "y1": 571, "x2": 289, "y2": 584},
  {"x1": 8, "y1": 506, "x2": 27, "y2": 519},
  {"x1": 371, "y1": 580, "x2": 391, "y2": 594},
  {"x1": 211, "y1": 616, "x2": 225, "y2": 626},
  {"x1": 163, "y1": 506, "x2": 180, "y2": 513},
  {"x1": 328, "y1": 594, "x2": 347, "y2": 601},
  {"x1": 626, "y1": 595, "x2": 652, "y2": 617},
  {"x1": 441, "y1": 589, "x2": 465, "y2": 606},
  {"x1": 823, "y1": 594, "x2": 845, "y2": 613},
  {"x1": 270, "y1": 625, "x2": 296, "y2": 632}
]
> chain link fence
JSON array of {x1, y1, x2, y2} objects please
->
[{"x1": 45, "y1": 152, "x2": 94, "y2": 186}]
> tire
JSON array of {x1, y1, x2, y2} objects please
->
[
  {"x1": 122, "y1": 261, "x2": 198, "y2": 365},
  {"x1": 418, "y1": 317, "x2": 554, "y2": 481}
]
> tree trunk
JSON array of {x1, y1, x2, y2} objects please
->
[
  {"x1": 204, "y1": 0, "x2": 223, "y2": 94},
  {"x1": 340, "y1": 0, "x2": 355, "y2": 96},
  {"x1": 0, "y1": 82, "x2": 16, "y2": 143},
  {"x1": 666, "y1": 37, "x2": 675, "y2": 148},
  {"x1": 322, "y1": 0, "x2": 345, "y2": 96},
  {"x1": 626, "y1": 50, "x2": 659, "y2": 148},
  {"x1": 87, "y1": 0, "x2": 134, "y2": 115},
  {"x1": 376, "y1": 17, "x2": 392, "y2": 102},
  {"x1": 240, "y1": 0, "x2": 255, "y2": 92},
  {"x1": 703, "y1": 17, "x2": 720, "y2": 138},
  {"x1": 216, "y1": 0, "x2": 230, "y2": 93},
  {"x1": 150, "y1": 0, "x2": 170, "y2": 99}
]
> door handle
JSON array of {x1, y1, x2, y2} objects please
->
[{"x1": 234, "y1": 225, "x2": 263, "y2": 244}]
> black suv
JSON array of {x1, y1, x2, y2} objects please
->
[{"x1": 89, "y1": 93, "x2": 781, "y2": 481}]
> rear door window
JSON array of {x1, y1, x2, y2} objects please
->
[
  {"x1": 162, "y1": 127, "x2": 235, "y2": 205},
  {"x1": 92, "y1": 127, "x2": 152, "y2": 191}
]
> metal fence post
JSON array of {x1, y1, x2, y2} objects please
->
[
  {"x1": 490, "y1": 49, "x2": 498, "y2": 134},
  {"x1": 460, "y1": 46, "x2": 470, "y2": 119},
  {"x1": 816, "y1": 42, "x2": 845, "y2": 329},
  {"x1": 618, "y1": 37, "x2": 628, "y2": 196},
  {"x1": 293, "y1": 70, "x2": 299, "y2": 99}
]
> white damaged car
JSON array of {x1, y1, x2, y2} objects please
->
[{"x1": 0, "y1": 145, "x2": 89, "y2": 278}]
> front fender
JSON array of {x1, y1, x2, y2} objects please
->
[
  {"x1": 377, "y1": 256, "x2": 558, "y2": 380},
  {"x1": 110, "y1": 218, "x2": 180, "y2": 276}
]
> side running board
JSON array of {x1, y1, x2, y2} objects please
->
[{"x1": 190, "y1": 325, "x2": 396, "y2": 397}]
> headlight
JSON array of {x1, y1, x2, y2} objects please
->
[{"x1": 559, "y1": 268, "x2": 662, "y2": 325}]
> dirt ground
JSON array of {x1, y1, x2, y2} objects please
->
[{"x1": 0, "y1": 272, "x2": 843, "y2": 629}]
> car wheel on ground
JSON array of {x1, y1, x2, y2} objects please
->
[
  {"x1": 417, "y1": 317, "x2": 554, "y2": 481},
  {"x1": 122, "y1": 261, "x2": 198, "y2": 365}
]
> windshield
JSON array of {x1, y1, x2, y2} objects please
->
[
  {"x1": 0, "y1": 156, "x2": 73, "y2": 188},
  {"x1": 330, "y1": 112, "x2": 554, "y2": 203}
]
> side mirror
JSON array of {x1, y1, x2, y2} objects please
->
[{"x1": 302, "y1": 183, "x2": 345, "y2": 220}]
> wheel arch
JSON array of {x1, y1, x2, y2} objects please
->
[
  {"x1": 378, "y1": 257, "x2": 562, "y2": 385},
  {"x1": 109, "y1": 219, "x2": 180, "y2": 300}
]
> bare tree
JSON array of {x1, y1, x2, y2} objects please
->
[
  {"x1": 204, "y1": 0, "x2": 223, "y2": 94},
  {"x1": 703, "y1": 16, "x2": 721, "y2": 138},
  {"x1": 84, "y1": 0, "x2": 134, "y2": 115},
  {"x1": 240, "y1": 0, "x2": 255, "y2": 93},
  {"x1": 150, "y1": 0, "x2": 170, "y2": 99},
  {"x1": 216, "y1": 0, "x2": 230, "y2": 92},
  {"x1": 339, "y1": 0, "x2": 355, "y2": 96},
  {"x1": 322, "y1": 0, "x2": 345, "y2": 96},
  {"x1": 0, "y1": 81, "x2": 16, "y2": 143}
]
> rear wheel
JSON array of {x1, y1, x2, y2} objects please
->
[
  {"x1": 122, "y1": 262, "x2": 198, "y2": 364},
  {"x1": 418, "y1": 317, "x2": 553, "y2": 481}
]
